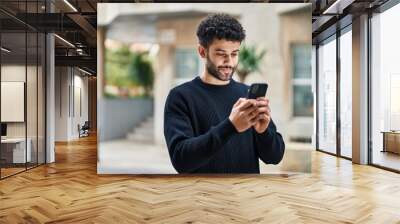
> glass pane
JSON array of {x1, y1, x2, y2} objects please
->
[
  {"x1": 38, "y1": 32, "x2": 45, "y2": 165},
  {"x1": 371, "y1": 4, "x2": 400, "y2": 171},
  {"x1": 340, "y1": 29, "x2": 352, "y2": 158},
  {"x1": 292, "y1": 44, "x2": 312, "y2": 79},
  {"x1": 37, "y1": 0, "x2": 46, "y2": 165},
  {"x1": 1, "y1": 30, "x2": 27, "y2": 177},
  {"x1": 318, "y1": 37, "x2": 337, "y2": 154},
  {"x1": 27, "y1": 31, "x2": 38, "y2": 169},
  {"x1": 293, "y1": 85, "x2": 313, "y2": 117}
]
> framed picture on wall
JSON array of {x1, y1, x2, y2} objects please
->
[{"x1": 1, "y1": 81, "x2": 25, "y2": 122}]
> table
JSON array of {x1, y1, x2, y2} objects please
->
[
  {"x1": 381, "y1": 131, "x2": 400, "y2": 154},
  {"x1": 1, "y1": 138, "x2": 32, "y2": 164}
]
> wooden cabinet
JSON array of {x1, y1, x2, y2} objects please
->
[{"x1": 382, "y1": 132, "x2": 400, "y2": 154}]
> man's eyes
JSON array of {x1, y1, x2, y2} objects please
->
[{"x1": 216, "y1": 53, "x2": 238, "y2": 57}]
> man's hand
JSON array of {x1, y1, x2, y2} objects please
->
[
  {"x1": 229, "y1": 98, "x2": 259, "y2": 133},
  {"x1": 253, "y1": 97, "x2": 271, "y2": 134}
]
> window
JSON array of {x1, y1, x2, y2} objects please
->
[
  {"x1": 317, "y1": 37, "x2": 337, "y2": 154},
  {"x1": 174, "y1": 48, "x2": 199, "y2": 85},
  {"x1": 371, "y1": 3, "x2": 400, "y2": 171},
  {"x1": 339, "y1": 28, "x2": 352, "y2": 158},
  {"x1": 292, "y1": 44, "x2": 313, "y2": 117}
]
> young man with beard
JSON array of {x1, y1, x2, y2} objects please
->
[{"x1": 164, "y1": 14, "x2": 285, "y2": 173}]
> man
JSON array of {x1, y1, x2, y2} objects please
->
[{"x1": 164, "y1": 14, "x2": 285, "y2": 173}]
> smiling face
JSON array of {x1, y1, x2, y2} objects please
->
[{"x1": 199, "y1": 38, "x2": 241, "y2": 81}]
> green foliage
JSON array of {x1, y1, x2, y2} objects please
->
[
  {"x1": 128, "y1": 53, "x2": 155, "y2": 96},
  {"x1": 105, "y1": 46, "x2": 132, "y2": 88},
  {"x1": 105, "y1": 44, "x2": 155, "y2": 98},
  {"x1": 237, "y1": 45, "x2": 266, "y2": 82}
]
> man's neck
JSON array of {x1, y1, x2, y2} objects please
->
[{"x1": 200, "y1": 71, "x2": 230, "y2": 86}]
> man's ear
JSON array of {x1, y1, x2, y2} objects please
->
[{"x1": 198, "y1": 45, "x2": 206, "y2": 59}]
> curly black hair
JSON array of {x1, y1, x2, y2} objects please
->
[{"x1": 196, "y1": 13, "x2": 246, "y2": 48}]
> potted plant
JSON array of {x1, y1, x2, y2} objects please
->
[{"x1": 237, "y1": 45, "x2": 266, "y2": 83}]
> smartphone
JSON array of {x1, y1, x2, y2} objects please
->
[{"x1": 247, "y1": 83, "x2": 268, "y2": 99}]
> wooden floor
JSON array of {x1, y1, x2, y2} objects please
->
[
  {"x1": 1, "y1": 163, "x2": 46, "y2": 178},
  {"x1": 1, "y1": 167, "x2": 26, "y2": 178},
  {"x1": 1, "y1": 135, "x2": 400, "y2": 223}
]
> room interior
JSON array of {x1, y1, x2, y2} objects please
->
[
  {"x1": 0, "y1": 30, "x2": 46, "y2": 178},
  {"x1": 0, "y1": 0, "x2": 400, "y2": 223}
]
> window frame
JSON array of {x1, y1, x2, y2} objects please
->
[{"x1": 315, "y1": 23, "x2": 353, "y2": 159}]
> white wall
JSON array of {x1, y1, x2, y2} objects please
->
[
  {"x1": 55, "y1": 67, "x2": 89, "y2": 141},
  {"x1": 55, "y1": 67, "x2": 68, "y2": 141},
  {"x1": 71, "y1": 73, "x2": 89, "y2": 138}
]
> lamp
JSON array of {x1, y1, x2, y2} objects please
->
[
  {"x1": 63, "y1": 0, "x2": 78, "y2": 12},
  {"x1": 54, "y1": 34, "x2": 75, "y2": 48},
  {"x1": 323, "y1": 0, "x2": 354, "y2": 15},
  {"x1": 1, "y1": 47, "x2": 11, "y2": 53},
  {"x1": 78, "y1": 67, "x2": 93, "y2": 76}
]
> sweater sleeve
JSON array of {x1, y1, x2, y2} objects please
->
[
  {"x1": 164, "y1": 89, "x2": 239, "y2": 173},
  {"x1": 253, "y1": 119, "x2": 285, "y2": 165}
]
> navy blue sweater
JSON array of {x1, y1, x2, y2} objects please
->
[{"x1": 164, "y1": 76, "x2": 285, "y2": 173}]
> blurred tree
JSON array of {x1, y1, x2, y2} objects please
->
[
  {"x1": 237, "y1": 45, "x2": 266, "y2": 83},
  {"x1": 105, "y1": 46, "x2": 133, "y2": 97},
  {"x1": 128, "y1": 53, "x2": 155, "y2": 97}
]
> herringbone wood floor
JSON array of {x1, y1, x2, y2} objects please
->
[{"x1": 1, "y1": 134, "x2": 400, "y2": 223}]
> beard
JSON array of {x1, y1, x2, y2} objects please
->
[{"x1": 206, "y1": 55, "x2": 237, "y2": 81}]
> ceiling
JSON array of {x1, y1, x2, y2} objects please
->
[
  {"x1": 0, "y1": 0, "x2": 396, "y2": 74},
  {"x1": 0, "y1": 0, "x2": 99, "y2": 74},
  {"x1": 311, "y1": 0, "x2": 391, "y2": 43}
]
